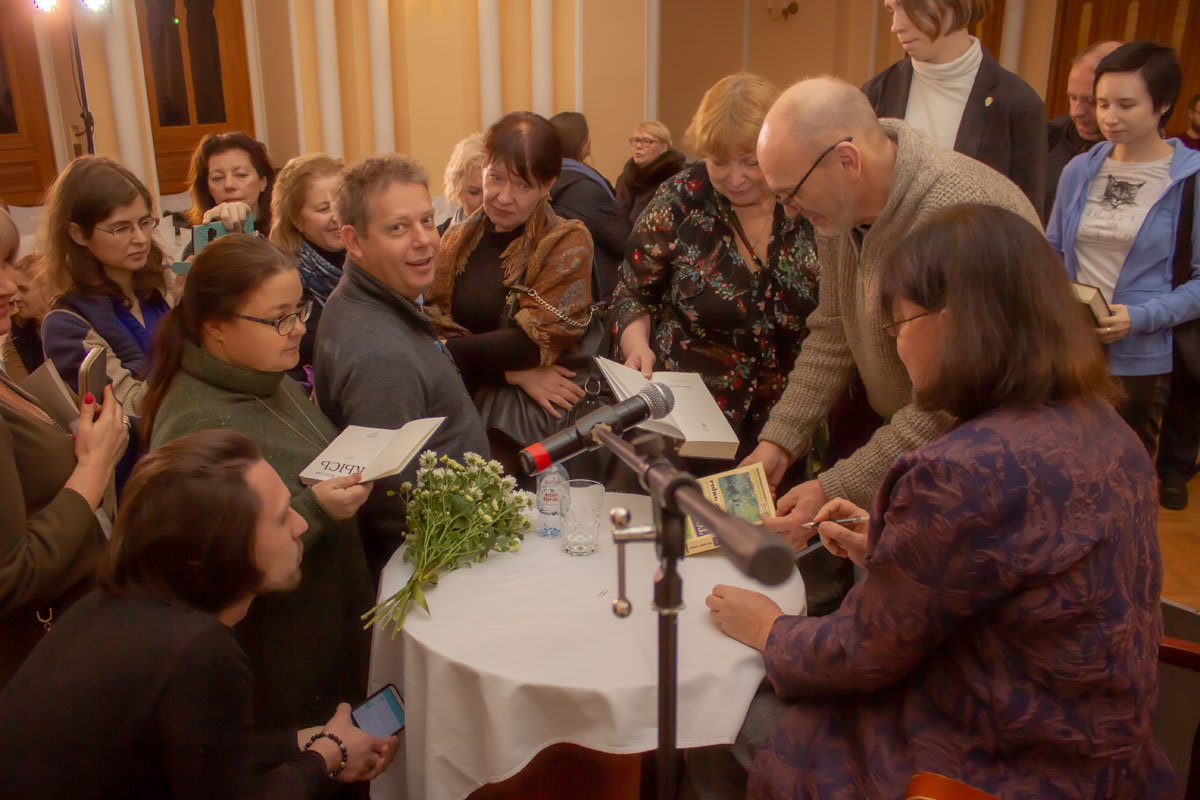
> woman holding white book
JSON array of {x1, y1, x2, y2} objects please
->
[
  {"x1": 613, "y1": 73, "x2": 818, "y2": 462},
  {"x1": 141, "y1": 234, "x2": 374, "y2": 761}
]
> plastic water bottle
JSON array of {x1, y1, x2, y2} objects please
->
[{"x1": 536, "y1": 464, "x2": 570, "y2": 538}]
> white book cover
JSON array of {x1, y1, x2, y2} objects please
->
[
  {"x1": 20, "y1": 360, "x2": 80, "y2": 432},
  {"x1": 595, "y1": 357, "x2": 738, "y2": 459},
  {"x1": 299, "y1": 417, "x2": 444, "y2": 485}
]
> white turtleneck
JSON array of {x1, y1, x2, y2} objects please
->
[{"x1": 904, "y1": 36, "x2": 982, "y2": 151}]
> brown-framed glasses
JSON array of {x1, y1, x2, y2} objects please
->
[
  {"x1": 881, "y1": 309, "x2": 933, "y2": 337},
  {"x1": 775, "y1": 136, "x2": 853, "y2": 205},
  {"x1": 236, "y1": 299, "x2": 314, "y2": 335}
]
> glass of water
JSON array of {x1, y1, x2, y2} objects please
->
[{"x1": 563, "y1": 480, "x2": 604, "y2": 556}]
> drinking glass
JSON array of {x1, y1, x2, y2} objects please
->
[{"x1": 563, "y1": 479, "x2": 604, "y2": 556}]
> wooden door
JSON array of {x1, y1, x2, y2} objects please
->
[
  {"x1": 1047, "y1": 0, "x2": 1198, "y2": 129},
  {"x1": 0, "y1": 0, "x2": 59, "y2": 206},
  {"x1": 134, "y1": 0, "x2": 254, "y2": 194}
]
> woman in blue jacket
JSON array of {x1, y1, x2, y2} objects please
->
[{"x1": 1047, "y1": 41, "x2": 1200, "y2": 457}]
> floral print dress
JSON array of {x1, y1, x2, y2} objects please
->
[{"x1": 612, "y1": 162, "x2": 819, "y2": 457}]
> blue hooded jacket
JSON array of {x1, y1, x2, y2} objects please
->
[{"x1": 1047, "y1": 139, "x2": 1200, "y2": 376}]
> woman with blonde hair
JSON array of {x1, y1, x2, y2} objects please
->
[
  {"x1": 0, "y1": 205, "x2": 128, "y2": 685},
  {"x1": 270, "y1": 153, "x2": 344, "y2": 377},
  {"x1": 613, "y1": 73, "x2": 819, "y2": 462},
  {"x1": 615, "y1": 120, "x2": 686, "y2": 226},
  {"x1": 440, "y1": 132, "x2": 485, "y2": 233},
  {"x1": 0, "y1": 253, "x2": 50, "y2": 382}
]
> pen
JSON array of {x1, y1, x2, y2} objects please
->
[{"x1": 799, "y1": 515, "x2": 869, "y2": 529}]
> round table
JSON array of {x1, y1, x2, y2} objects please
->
[{"x1": 367, "y1": 492, "x2": 807, "y2": 800}]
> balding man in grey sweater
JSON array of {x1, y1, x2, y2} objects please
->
[{"x1": 744, "y1": 78, "x2": 1040, "y2": 567}]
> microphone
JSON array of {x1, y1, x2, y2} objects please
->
[{"x1": 520, "y1": 383, "x2": 675, "y2": 475}]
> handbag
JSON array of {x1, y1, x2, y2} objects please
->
[
  {"x1": 475, "y1": 276, "x2": 615, "y2": 454},
  {"x1": 1171, "y1": 174, "x2": 1200, "y2": 379}
]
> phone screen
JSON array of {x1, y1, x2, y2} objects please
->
[{"x1": 352, "y1": 685, "x2": 404, "y2": 737}]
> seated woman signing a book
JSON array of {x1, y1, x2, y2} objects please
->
[
  {"x1": 424, "y1": 112, "x2": 594, "y2": 468},
  {"x1": 612, "y1": 73, "x2": 818, "y2": 462},
  {"x1": 704, "y1": 205, "x2": 1174, "y2": 799},
  {"x1": 141, "y1": 234, "x2": 375, "y2": 746}
]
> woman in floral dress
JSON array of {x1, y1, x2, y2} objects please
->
[{"x1": 613, "y1": 73, "x2": 819, "y2": 461}]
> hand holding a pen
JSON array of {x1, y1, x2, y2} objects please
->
[{"x1": 810, "y1": 499, "x2": 871, "y2": 567}]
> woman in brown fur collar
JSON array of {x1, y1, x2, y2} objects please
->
[{"x1": 425, "y1": 112, "x2": 594, "y2": 440}]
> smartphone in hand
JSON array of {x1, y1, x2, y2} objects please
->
[
  {"x1": 192, "y1": 213, "x2": 255, "y2": 258},
  {"x1": 79, "y1": 346, "x2": 107, "y2": 402},
  {"x1": 351, "y1": 684, "x2": 405, "y2": 738}
]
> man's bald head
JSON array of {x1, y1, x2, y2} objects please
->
[
  {"x1": 1067, "y1": 41, "x2": 1122, "y2": 140},
  {"x1": 758, "y1": 77, "x2": 893, "y2": 235},
  {"x1": 762, "y1": 76, "x2": 886, "y2": 153}
]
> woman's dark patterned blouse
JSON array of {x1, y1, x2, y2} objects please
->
[{"x1": 612, "y1": 162, "x2": 819, "y2": 453}]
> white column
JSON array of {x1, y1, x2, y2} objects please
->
[
  {"x1": 32, "y1": 12, "x2": 71, "y2": 170},
  {"x1": 241, "y1": 0, "x2": 268, "y2": 148},
  {"x1": 530, "y1": 0, "x2": 552, "y2": 117},
  {"x1": 287, "y1": 0, "x2": 306, "y2": 154},
  {"x1": 478, "y1": 0, "x2": 502, "y2": 126},
  {"x1": 104, "y1": 0, "x2": 157, "y2": 194},
  {"x1": 573, "y1": 0, "x2": 583, "y2": 111},
  {"x1": 312, "y1": 0, "x2": 343, "y2": 157},
  {"x1": 645, "y1": 0, "x2": 659, "y2": 120},
  {"x1": 998, "y1": 0, "x2": 1026, "y2": 73},
  {"x1": 367, "y1": 0, "x2": 395, "y2": 153}
]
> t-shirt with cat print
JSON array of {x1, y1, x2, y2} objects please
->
[{"x1": 1074, "y1": 153, "x2": 1172, "y2": 304}]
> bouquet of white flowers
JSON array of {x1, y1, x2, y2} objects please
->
[{"x1": 363, "y1": 451, "x2": 533, "y2": 636}]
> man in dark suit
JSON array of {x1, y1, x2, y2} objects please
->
[{"x1": 1045, "y1": 40, "x2": 1122, "y2": 216}]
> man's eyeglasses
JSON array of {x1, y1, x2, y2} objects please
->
[
  {"x1": 629, "y1": 136, "x2": 658, "y2": 147},
  {"x1": 95, "y1": 217, "x2": 160, "y2": 241},
  {"x1": 236, "y1": 299, "x2": 314, "y2": 335},
  {"x1": 775, "y1": 136, "x2": 853, "y2": 205},
  {"x1": 881, "y1": 309, "x2": 933, "y2": 337}
]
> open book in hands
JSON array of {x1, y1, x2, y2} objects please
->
[
  {"x1": 299, "y1": 418, "x2": 444, "y2": 485},
  {"x1": 684, "y1": 462, "x2": 777, "y2": 555},
  {"x1": 594, "y1": 357, "x2": 739, "y2": 459}
]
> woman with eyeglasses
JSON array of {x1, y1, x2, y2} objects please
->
[
  {"x1": 142, "y1": 234, "x2": 374, "y2": 750},
  {"x1": 615, "y1": 121, "x2": 686, "y2": 227},
  {"x1": 38, "y1": 157, "x2": 171, "y2": 422},
  {"x1": 612, "y1": 73, "x2": 819, "y2": 462}
]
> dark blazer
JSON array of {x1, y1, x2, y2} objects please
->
[
  {"x1": 862, "y1": 48, "x2": 1048, "y2": 220},
  {"x1": 550, "y1": 167, "x2": 631, "y2": 301}
]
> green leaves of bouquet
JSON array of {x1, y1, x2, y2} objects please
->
[{"x1": 363, "y1": 451, "x2": 534, "y2": 637}]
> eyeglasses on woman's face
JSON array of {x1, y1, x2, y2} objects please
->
[
  {"x1": 94, "y1": 216, "x2": 160, "y2": 242},
  {"x1": 629, "y1": 136, "x2": 658, "y2": 147},
  {"x1": 236, "y1": 298, "x2": 314, "y2": 335},
  {"x1": 881, "y1": 309, "x2": 934, "y2": 337}
]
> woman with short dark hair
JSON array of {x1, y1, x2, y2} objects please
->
[
  {"x1": 425, "y1": 111, "x2": 594, "y2": 461},
  {"x1": 0, "y1": 429, "x2": 397, "y2": 799},
  {"x1": 863, "y1": 0, "x2": 1047, "y2": 217},
  {"x1": 184, "y1": 131, "x2": 276, "y2": 257},
  {"x1": 706, "y1": 203, "x2": 1174, "y2": 799},
  {"x1": 143, "y1": 234, "x2": 374, "y2": 745},
  {"x1": 1047, "y1": 41, "x2": 1200, "y2": 468}
]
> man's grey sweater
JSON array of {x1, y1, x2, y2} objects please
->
[{"x1": 314, "y1": 260, "x2": 490, "y2": 579}]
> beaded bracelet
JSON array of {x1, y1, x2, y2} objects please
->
[{"x1": 304, "y1": 730, "x2": 348, "y2": 778}]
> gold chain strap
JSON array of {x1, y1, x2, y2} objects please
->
[{"x1": 512, "y1": 285, "x2": 591, "y2": 329}]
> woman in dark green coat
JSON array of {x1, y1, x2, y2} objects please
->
[{"x1": 143, "y1": 234, "x2": 374, "y2": 739}]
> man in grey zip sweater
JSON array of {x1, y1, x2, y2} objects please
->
[{"x1": 315, "y1": 155, "x2": 490, "y2": 582}]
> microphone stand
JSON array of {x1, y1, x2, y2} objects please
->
[{"x1": 590, "y1": 426, "x2": 688, "y2": 800}]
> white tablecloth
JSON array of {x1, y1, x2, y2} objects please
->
[{"x1": 367, "y1": 492, "x2": 806, "y2": 800}]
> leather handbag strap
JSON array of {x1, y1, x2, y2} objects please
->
[{"x1": 1172, "y1": 173, "x2": 1196, "y2": 290}]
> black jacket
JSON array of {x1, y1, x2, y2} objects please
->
[
  {"x1": 550, "y1": 167, "x2": 630, "y2": 301},
  {"x1": 615, "y1": 149, "x2": 687, "y2": 227},
  {"x1": 862, "y1": 47, "x2": 1048, "y2": 220},
  {"x1": 1045, "y1": 113, "x2": 1099, "y2": 218}
]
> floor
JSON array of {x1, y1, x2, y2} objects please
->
[{"x1": 1159, "y1": 470, "x2": 1200, "y2": 611}]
